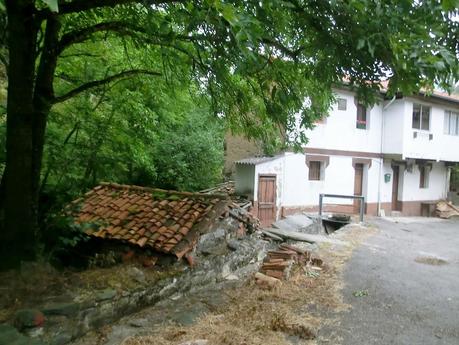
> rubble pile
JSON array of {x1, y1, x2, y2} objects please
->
[
  {"x1": 436, "y1": 200, "x2": 459, "y2": 219},
  {"x1": 201, "y1": 181, "x2": 252, "y2": 210},
  {"x1": 200, "y1": 181, "x2": 235, "y2": 195},
  {"x1": 226, "y1": 202, "x2": 260, "y2": 234},
  {"x1": 255, "y1": 243, "x2": 323, "y2": 287}
]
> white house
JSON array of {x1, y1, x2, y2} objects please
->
[{"x1": 235, "y1": 87, "x2": 459, "y2": 226}]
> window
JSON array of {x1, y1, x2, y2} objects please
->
[
  {"x1": 356, "y1": 103, "x2": 367, "y2": 129},
  {"x1": 337, "y1": 98, "x2": 347, "y2": 111},
  {"x1": 444, "y1": 110, "x2": 459, "y2": 136},
  {"x1": 419, "y1": 165, "x2": 430, "y2": 189},
  {"x1": 308, "y1": 161, "x2": 322, "y2": 181},
  {"x1": 412, "y1": 104, "x2": 430, "y2": 131}
]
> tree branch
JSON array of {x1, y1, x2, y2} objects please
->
[
  {"x1": 58, "y1": 21, "x2": 134, "y2": 53},
  {"x1": 52, "y1": 69, "x2": 161, "y2": 103},
  {"x1": 58, "y1": 20, "x2": 200, "y2": 54},
  {"x1": 261, "y1": 38, "x2": 303, "y2": 60},
  {"x1": 37, "y1": 0, "x2": 182, "y2": 19}
]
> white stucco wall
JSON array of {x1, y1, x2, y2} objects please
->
[
  {"x1": 237, "y1": 90, "x2": 457, "y2": 219},
  {"x1": 382, "y1": 99, "x2": 406, "y2": 155},
  {"x1": 304, "y1": 89, "x2": 384, "y2": 153},
  {"x1": 400, "y1": 162, "x2": 448, "y2": 201},
  {"x1": 383, "y1": 98, "x2": 459, "y2": 161},
  {"x1": 254, "y1": 153, "x2": 385, "y2": 209},
  {"x1": 380, "y1": 161, "x2": 395, "y2": 203}
]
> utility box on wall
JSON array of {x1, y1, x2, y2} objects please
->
[{"x1": 384, "y1": 173, "x2": 391, "y2": 183}]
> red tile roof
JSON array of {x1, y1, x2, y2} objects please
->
[{"x1": 68, "y1": 183, "x2": 229, "y2": 258}]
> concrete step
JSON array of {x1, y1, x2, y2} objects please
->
[{"x1": 390, "y1": 211, "x2": 402, "y2": 217}]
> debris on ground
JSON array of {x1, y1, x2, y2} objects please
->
[
  {"x1": 71, "y1": 223, "x2": 376, "y2": 345},
  {"x1": 436, "y1": 200, "x2": 459, "y2": 219},
  {"x1": 258, "y1": 243, "x2": 323, "y2": 283},
  {"x1": 415, "y1": 256, "x2": 448, "y2": 266},
  {"x1": 261, "y1": 227, "x2": 346, "y2": 245},
  {"x1": 200, "y1": 181, "x2": 251, "y2": 210}
]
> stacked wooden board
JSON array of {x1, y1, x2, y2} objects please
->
[
  {"x1": 255, "y1": 243, "x2": 323, "y2": 288},
  {"x1": 436, "y1": 201, "x2": 459, "y2": 219}
]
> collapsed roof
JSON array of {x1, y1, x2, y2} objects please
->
[{"x1": 68, "y1": 183, "x2": 229, "y2": 259}]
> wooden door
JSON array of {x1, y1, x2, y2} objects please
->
[
  {"x1": 392, "y1": 166, "x2": 401, "y2": 211},
  {"x1": 258, "y1": 175, "x2": 276, "y2": 227},
  {"x1": 353, "y1": 164, "x2": 364, "y2": 213}
]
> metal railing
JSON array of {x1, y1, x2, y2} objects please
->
[{"x1": 318, "y1": 193, "x2": 365, "y2": 222}]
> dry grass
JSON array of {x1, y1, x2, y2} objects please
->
[{"x1": 122, "y1": 224, "x2": 376, "y2": 345}]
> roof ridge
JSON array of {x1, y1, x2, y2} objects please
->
[{"x1": 98, "y1": 182, "x2": 228, "y2": 199}]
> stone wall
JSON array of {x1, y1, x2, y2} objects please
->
[{"x1": 5, "y1": 218, "x2": 268, "y2": 345}]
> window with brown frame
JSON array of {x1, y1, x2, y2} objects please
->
[
  {"x1": 356, "y1": 103, "x2": 367, "y2": 129},
  {"x1": 419, "y1": 165, "x2": 429, "y2": 189},
  {"x1": 308, "y1": 161, "x2": 322, "y2": 181}
]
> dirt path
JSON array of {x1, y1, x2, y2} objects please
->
[{"x1": 321, "y1": 217, "x2": 459, "y2": 345}]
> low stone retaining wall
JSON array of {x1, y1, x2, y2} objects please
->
[{"x1": 2, "y1": 218, "x2": 269, "y2": 345}]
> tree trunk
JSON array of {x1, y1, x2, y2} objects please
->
[
  {"x1": 33, "y1": 15, "x2": 60, "y2": 207},
  {"x1": 1, "y1": 0, "x2": 39, "y2": 270}
]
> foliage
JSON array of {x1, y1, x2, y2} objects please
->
[
  {"x1": 39, "y1": 38, "x2": 225, "y2": 211},
  {"x1": 353, "y1": 289, "x2": 369, "y2": 297},
  {"x1": 41, "y1": 0, "x2": 459, "y2": 147},
  {"x1": 1, "y1": 0, "x2": 458, "y2": 268},
  {"x1": 153, "y1": 107, "x2": 224, "y2": 191},
  {"x1": 39, "y1": 213, "x2": 91, "y2": 260}
]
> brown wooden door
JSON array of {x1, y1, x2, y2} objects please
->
[
  {"x1": 258, "y1": 175, "x2": 276, "y2": 227},
  {"x1": 353, "y1": 163, "x2": 364, "y2": 213},
  {"x1": 392, "y1": 166, "x2": 401, "y2": 211}
]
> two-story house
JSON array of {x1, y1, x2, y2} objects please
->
[{"x1": 234, "y1": 87, "x2": 459, "y2": 226}]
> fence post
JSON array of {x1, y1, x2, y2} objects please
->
[
  {"x1": 359, "y1": 196, "x2": 365, "y2": 223},
  {"x1": 319, "y1": 194, "x2": 323, "y2": 217}
]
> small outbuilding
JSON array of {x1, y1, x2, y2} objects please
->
[{"x1": 68, "y1": 182, "x2": 229, "y2": 259}]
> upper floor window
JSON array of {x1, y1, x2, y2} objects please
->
[
  {"x1": 337, "y1": 98, "x2": 347, "y2": 111},
  {"x1": 444, "y1": 110, "x2": 459, "y2": 136},
  {"x1": 412, "y1": 104, "x2": 430, "y2": 131},
  {"x1": 356, "y1": 103, "x2": 367, "y2": 129}
]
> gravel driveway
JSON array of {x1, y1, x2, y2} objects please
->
[{"x1": 324, "y1": 217, "x2": 459, "y2": 345}]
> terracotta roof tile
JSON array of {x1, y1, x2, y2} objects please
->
[{"x1": 68, "y1": 183, "x2": 228, "y2": 257}]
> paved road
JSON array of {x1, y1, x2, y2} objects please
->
[{"x1": 326, "y1": 217, "x2": 459, "y2": 345}]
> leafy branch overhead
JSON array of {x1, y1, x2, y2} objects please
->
[
  {"x1": 0, "y1": 0, "x2": 458, "y2": 269},
  {"x1": 9, "y1": 0, "x2": 459, "y2": 144}
]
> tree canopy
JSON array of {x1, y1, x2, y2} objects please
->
[{"x1": 0, "y1": 0, "x2": 458, "y2": 269}]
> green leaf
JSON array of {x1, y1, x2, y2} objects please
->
[
  {"x1": 43, "y1": 0, "x2": 58, "y2": 13},
  {"x1": 441, "y1": 0, "x2": 459, "y2": 11},
  {"x1": 357, "y1": 38, "x2": 365, "y2": 50},
  {"x1": 219, "y1": 3, "x2": 238, "y2": 25}
]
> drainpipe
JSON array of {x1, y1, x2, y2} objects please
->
[
  {"x1": 383, "y1": 96, "x2": 396, "y2": 110},
  {"x1": 446, "y1": 166, "x2": 451, "y2": 200},
  {"x1": 377, "y1": 96, "x2": 395, "y2": 216}
]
